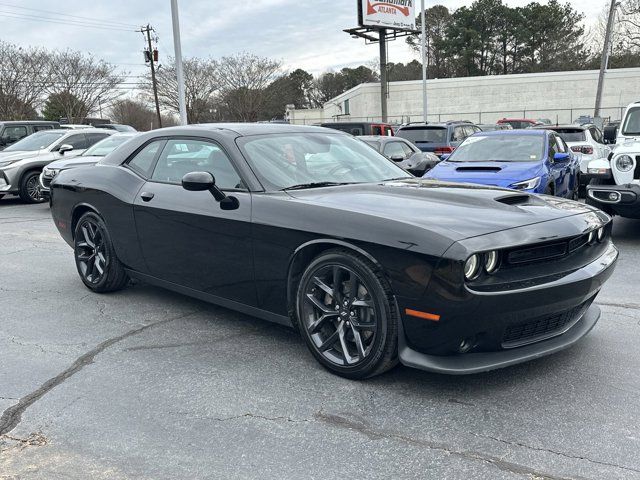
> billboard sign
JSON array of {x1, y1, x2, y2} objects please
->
[{"x1": 358, "y1": 0, "x2": 416, "y2": 31}]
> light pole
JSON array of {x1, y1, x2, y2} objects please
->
[
  {"x1": 171, "y1": 0, "x2": 188, "y2": 125},
  {"x1": 421, "y1": 0, "x2": 427, "y2": 123},
  {"x1": 594, "y1": 0, "x2": 619, "y2": 119}
]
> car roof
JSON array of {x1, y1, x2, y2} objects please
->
[
  {"x1": 477, "y1": 129, "x2": 547, "y2": 137},
  {"x1": 162, "y1": 123, "x2": 347, "y2": 136},
  {"x1": 0, "y1": 120, "x2": 58, "y2": 125},
  {"x1": 358, "y1": 135, "x2": 401, "y2": 142},
  {"x1": 42, "y1": 128, "x2": 116, "y2": 135},
  {"x1": 532, "y1": 125, "x2": 588, "y2": 130}
]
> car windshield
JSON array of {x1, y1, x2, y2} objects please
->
[
  {"x1": 3, "y1": 131, "x2": 65, "y2": 152},
  {"x1": 622, "y1": 107, "x2": 640, "y2": 135},
  {"x1": 551, "y1": 129, "x2": 586, "y2": 142},
  {"x1": 83, "y1": 136, "x2": 132, "y2": 157},
  {"x1": 237, "y1": 133, "x2": 410, "y2": 191},
  {"x1": 396, "y1": 127, "x2": 446, "y2": 144},
  {"x1": 447, "y1": 134, "x2": 545, "y2": 162}
]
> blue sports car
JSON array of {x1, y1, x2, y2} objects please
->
[{"x1": 424, "y1": 129, "x2": 580, "y2": 198}]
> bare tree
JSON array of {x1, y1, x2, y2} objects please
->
[
  {"x1": 46, "y1": 50, "x2": 125, "y2": 122},
  {"x1": 110, "y1": 98, "x2": 176, "y2": 131},
  {"x1": 0, "y1": 41, "x2": 52, "y2": 119},
  {"x1": 143, "y1": 57, "x2": 219, "y2": 124},
  {"x1": 216, "y1": 53, "x2": 282, "y2": 122},
  {"x1": 621, "y1": 0, "x2": 640, "y2": 49}
]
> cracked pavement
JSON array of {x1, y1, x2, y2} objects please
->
[{"x1": 0, "y1": 198, "x2": 639, "y2": 480}]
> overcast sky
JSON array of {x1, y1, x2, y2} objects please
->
[{"x1": 0, "y1": 0, "x2": 607, "y2": 90}]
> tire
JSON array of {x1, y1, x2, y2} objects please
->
[
  {"x1": 73, "y1": 212, "x2": 128, "y2": 293},
  {"x1": 585, "y1": 178, "x2": 615, "y2": 215},
  {"x1": 295, "y1": 249, "x2": 398, "y2": 379},
  {"x1": 18, "y1": 171, "x2": 46, "y2": 204}
]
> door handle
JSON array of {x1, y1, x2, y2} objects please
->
[{"x1": 140, "y1": 192, "x2": 155, "y2": 202}]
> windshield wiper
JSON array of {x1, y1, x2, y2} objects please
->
[{"x1": 282, "y1": 182, "x2": 353, "y2": 191}]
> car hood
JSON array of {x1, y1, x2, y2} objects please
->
[
  {"x1": 427, "y1": 161, "x2": 542, "y2": 184},
  {"x1": 285, "y1": 179, "x2": 594, "y2": 241},
  {"x1": 613, "y1": 138, "x2": 640, "y2": 154},
  {"x1": 0, "y1": 150, "x2": 42, "y2": 163},
  {"x1": 47, "y1": 155, "x2": 102, "y2": 170}
]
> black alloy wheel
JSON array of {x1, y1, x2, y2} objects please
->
[
  {"x1": 19, "y1": 171, "x2": 46, "y2": 204},
  {"x1": 74, "y1": 212, "x2": 128, "y2": 293},
  {"x1": 297, "y1": 250, "x2": 397, "y2": 379}
]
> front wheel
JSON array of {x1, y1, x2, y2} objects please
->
[
  {"x1": 296, "y1": 250, "x2": 398, "y2": 379},
  {"x1": 74, "y1": 212, "x2": 129, "y2": 293},
  {"x1": 18, "y1": 171, "x2": 46, "y2": 203}
]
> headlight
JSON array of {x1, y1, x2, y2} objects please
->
[
  {"x1": 464, "y1": 254, "x2": 481, "y2": 281},
  {"x1": 511, "y1": 177, "x2": 541, "y2": 190},
  {"x1": 588, "y1": 230, "x2": 596, "y2": 244},
  {"x1": 484, "y1": 251, "x2": 500, "y2": 274},
  {"x1": 44, "y1": 168, "x2": 60, "y2": 178},
  {"x1": 615, "y1": 155, "x2": 634, "y2": 172},
  {"x1": 597, "y1": 227, "x2": 605, "y2": 242}
]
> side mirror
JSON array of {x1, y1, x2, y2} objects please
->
[
  {"x1": 553, "y1": 152, "x2": 570, "y2": 162},
  {"x1": 58, "y1": 144, "x2": 74, "y2": 154},
  {"x1": 390, "y1": 155, "x2": 405, "y2": 162},
  {"x1": 181, "y1": 171, "x2": 239, "y2": 211},
  {"x1": 182, "y1": 171, "x2": 214, "y2": 191}
]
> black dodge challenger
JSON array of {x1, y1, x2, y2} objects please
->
[{"x1": 50, "y1": 124, "x2": 618, "y2": 379}]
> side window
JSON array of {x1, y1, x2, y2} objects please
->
[
  {"x1": 85, "y1": 133, "x2": 110, "y2": 147},
  {"x1": 151, "y1": 139, "x2": 244, "y2": 190},
  {"x1": 590, "y1": 127, "x2": 603, "y2": 144},
  {"x1": 127, "y1": 141, "x2": 164, "y2": 178},
  {"x1": 371, "y1": 125, "x2": 383, "y2": 136},
  {"x1": 64, "y1": 134, "x2": 88, "y2": 149},
  {"x1": 549, "y1": 136, "x2": 560, "y2": 156},
  {"x1": 2, "y1": 126, "x2": 27, "y2": 143},
  {"x1": 384, "y1": 126, "x2": 393, "y2": 136},
  {"x1": 554, "y1": 135, "x2": 567, "y2": 153},
  {"x1": 451, "y1": 126, "x2": 465, "y2": 142},
  {"x1": 463, "y1": 125, "x2": 477, "y2": 138},
  {"x1": 34, "y1": 125, "x2": 53, "y2": 132},
  {"x1": 400, "y1": 142, "x2": 415, "y2": 157},
  {"x1": 383, "y1": 142, "x2": 406, "y2": 159}
]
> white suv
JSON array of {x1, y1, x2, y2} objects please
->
[
  {"x1": 534, "y1": 125, "x2": 611, "y2": 189},
  {"x1": 586, "y1": 102, "x2": 640, "y2": 219}
]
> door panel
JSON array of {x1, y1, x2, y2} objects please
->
[{"x1": 134, "y1": 186, "x2": 255, "y2": 305}]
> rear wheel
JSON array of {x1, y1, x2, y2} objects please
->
[
  {"x1": 296, "y1": 250, "x2": 398, "y2": 379},
  {"x1": 18, "y1": 171, "x2": 45, "y2": 203},
  {"x1": 74, "y1": 212, "x2": 128, "y2": 293}
]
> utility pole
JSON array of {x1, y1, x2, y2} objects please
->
[
  {"x1": 421, "y1": 0, "x2": 427, "y2": 123},
  {"x1": 171, "y1": 0, "x2": 188, "y2": 126},
  {"x1": 141, "y1": 24, "x2": 162, "y2": 128},
  {"x1": 594, "y1": 0, "x2": 618, "y2": 118},
  {"x1": 379, "y1": 28, "x2": 388, "y2": 123}
]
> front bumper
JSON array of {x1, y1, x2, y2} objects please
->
[
  {"x1": 587, "y1": 183, "x2": 640, "y2": 219},
  {"x1": 397, "y1": 242, "x2": 618, "y2": 374}
]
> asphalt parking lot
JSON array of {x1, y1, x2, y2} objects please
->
[{"x1": 0, "y1": 199, "x2": 639, "y2": 480}]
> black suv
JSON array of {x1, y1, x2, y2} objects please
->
[
  {"x1": 395, "y1": 121, "x2": 481, "y2": 157},
  {"x1": 0, "y1": 121, "x2": 60, "y2": 151}
]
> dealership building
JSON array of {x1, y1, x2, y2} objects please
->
[{"x1": 286, "y1": 67, "x2": 640, "y2": 126}]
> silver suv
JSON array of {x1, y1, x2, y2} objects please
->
[{"x1": 0, "y1": 129, "x2": 113, "y2": 203}]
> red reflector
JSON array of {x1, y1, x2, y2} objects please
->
[
  {"x1": 570, "y1": 146, "x2": 582, "y2": 153},
  {"x1": 405, "y1": 309, "x2": 441, "y2": 322},
  {"x1": 582, "y1": 146, "x2": 594, "y2": 155}
]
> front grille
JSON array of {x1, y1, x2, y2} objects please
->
[
  {"x1": 506, "y1": 231, "x2": 597, "y2": 266},
  {"x1": 502, "y1": 299, "x2": 593, "y2": 348}
]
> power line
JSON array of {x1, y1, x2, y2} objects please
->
[
  {"x1": 0, "y1": 2, "x2": 138, "y2": 28},
  {"x1": 0, "y1": 11, "x2": 136, "y2": 32}
]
